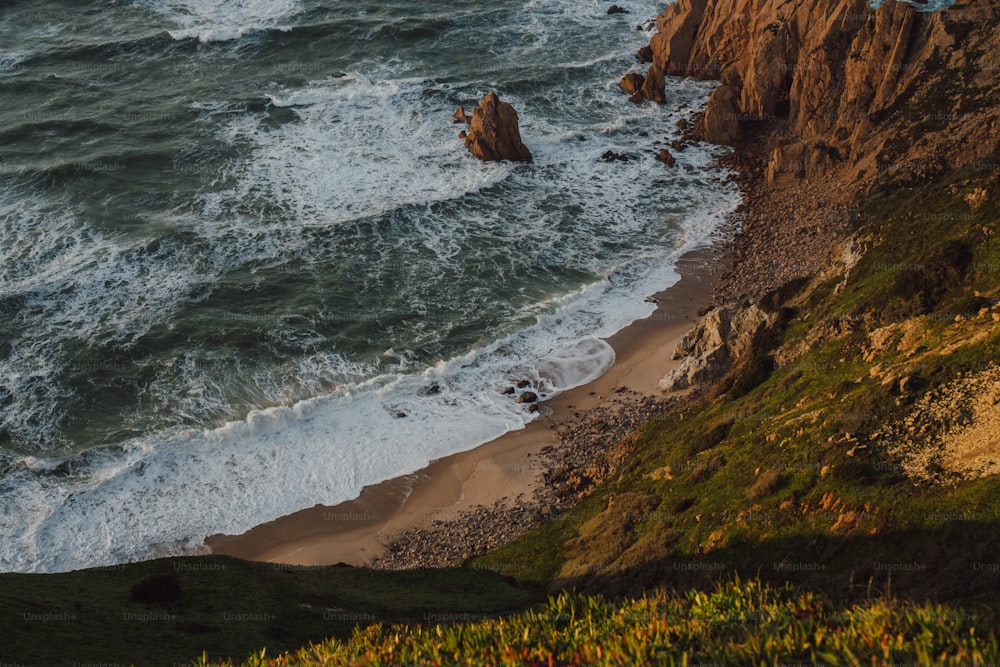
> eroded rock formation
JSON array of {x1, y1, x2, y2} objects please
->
[
  {"x1": 694, "y1": 85, "x2": 742, "y2": 145},
  {"x1": 658, "y1": 305, "x2": 776, "y2": 392},
  {"x1": 461, "y1": 92, "x2": 532, "y2": 163},
  {"x1": 632, "y1": 0, "x2": 1000, "y2": 182}
]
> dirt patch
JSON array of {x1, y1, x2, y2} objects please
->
[{"x1": 877, "y1": 365, "x2": 1000, "y2": 484}]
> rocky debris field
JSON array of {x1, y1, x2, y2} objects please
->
[
  {"x1": 878, "y1": 364, "x2": 1000, "y2": 485},
  {"x1": 372, "y1": 390, "x2": 684, "y2": 569}
]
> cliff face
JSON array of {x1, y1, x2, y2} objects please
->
[{"x1": 644, "y1": 0, "x2": 1000, "y2": 184}]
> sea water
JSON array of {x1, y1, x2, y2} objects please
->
[{"x1": 0, "y1": 0, "x2": 737, "y2": 572}]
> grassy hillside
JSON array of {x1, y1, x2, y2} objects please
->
[
  {"x1": 200, "y1": 578, "x2": 996, "y2": 666},
  {"x1": 0, "y1": 556, "x2": 537, "y2": 666},
  {"x1": 471, "y1": 154, "x2": 1000, "y2": 604}
]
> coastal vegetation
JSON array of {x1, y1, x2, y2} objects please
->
[
  {"x1": 3, "y1": 0, "x2": 998, "y2": 665},
  {"x1": 198, "y1": 578, "x2": 998, "y2": 666}
]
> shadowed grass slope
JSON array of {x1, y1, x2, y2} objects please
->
[{"x1": 199, "y1": 577, "x2": 998, "y2": 666}]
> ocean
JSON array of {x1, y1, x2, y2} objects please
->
[{"x1": 0, "y1": 0, "x2": 737, "y2": 572}]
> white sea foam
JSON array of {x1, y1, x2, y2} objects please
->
[
  {"x1": 0, "y1": 191, "x2": 215, "y2": 448},
  {"x1": 0, "y1": 6, "x2": 738, "y2": 572},
  {"x1": 200, "y1": 76, "x2": 513, "y2": 230},
  {"x1": 871, "y1": 0, "x2": 955, "y2": 10},
  {"x1": 0, "y1": 52, "x2": 27, "y2": 75},
  {"x1": 139, "y1": 0, "x2": 303, "y2": 42}
]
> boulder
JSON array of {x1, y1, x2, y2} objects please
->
[
  {"x1": 607, "y1": 4, "x2": 628, "y2": 14},
  {"x1": 636, "y1": 45, "x2": 654, "y2": 63},
  {"x1": 765, "y1": 139, "x2": 834, "y2": 186},
  {"x1": 619, "y1": 72, "x2": 645, "y2": 96},
  {"x1": 518, "y1": 391, "x2": 539, "y2": 404},
  {"x1": 655, "y1": 149, "x2": 676, "y2": 167},
  {"x1": 658, "y1": 304, "x2": 776, "y2": 392},
  {"x1": 462, "y1": 92, "x2": 532, "y2": 163},
  {"x1": 601, "y1": 150, "x2": 636, "y2": 163},
  {"x1": 695, "y1": 85, "x2": 742, "y2": 145}
]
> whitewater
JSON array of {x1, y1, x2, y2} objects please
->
[{"x1": 0, "y1": 0, "x2": 738, "y2": 572}]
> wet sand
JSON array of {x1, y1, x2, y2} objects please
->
[{"x1": 206, "y1": 240, "x2": 729, "y2": 567}]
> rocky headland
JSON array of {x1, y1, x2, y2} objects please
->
[{"x1": 372, "y1": 0, "x2": 1000, "y2": 584}]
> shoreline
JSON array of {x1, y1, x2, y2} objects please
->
[{"x1": 206, "y1": 236, "x2": 732, "y2": 567}]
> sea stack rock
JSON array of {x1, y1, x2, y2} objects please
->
[{"x1": 462, "y1": 91, "x2": 532, "y2": 163}]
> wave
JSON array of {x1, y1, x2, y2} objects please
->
[
  {"x1": 0, "y1": 0, "x2": 735, "y2": 572},
  {"x1": 0, "y1": 70, "x2": 737, "y2": 571},
  {"x1": 138, "y1": 0, "x2": 304, "y2": 43},
  {"x1": 870, "y1": 0, "x2": 956, "y2": 11}
]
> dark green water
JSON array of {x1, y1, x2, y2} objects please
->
[{"x1": 0, "y1": 0, "x2": 736, "y2": 571}]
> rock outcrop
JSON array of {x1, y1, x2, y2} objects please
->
[
  {"x1": 619, "y1": 72, "x2": 645, "y2": 96},
  {"x1": 632, "y1": 0, "x2": 1000, "y2": 183},
  {"x1": 461, "y1": 92, "x2": 532, "y2": 163},
  {"x1": 694, "y1": 85, "x2": 742, "y2": 145},
  {"x1": 658, "y1": 305, "x2": 776, "y2": 392},
  {"x1": 638, "y1": 63, "x2": 665, "y2": 104}
]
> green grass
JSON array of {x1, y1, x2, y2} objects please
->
[
  {"x1": 7, "y1": 113, "x2": 1000, "y2": 667},
  {"x1": 0, "y1": 556, "x2": 539, "y2": 667},
  {"x1": 199, "y1": 578, "x2": 998, "y2": 666},
  {"x1": 472, "y1": 159, "x2": 1000, "y2": 605}
]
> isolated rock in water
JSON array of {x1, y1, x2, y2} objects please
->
[
  {"x1": 453, "y1": 106, "x2": 471, "y2": 124},
  {"x1": 695, "y1": 85, "x2": 742, "y2": 145},
  {"x1": 518, "y1": 391, "x2": 539, "y2": 404},
  {"x1": 656, "y1": 149, "x2": 676, "y2": 167},
  {"x1": 607, "y1": 4, "x2": 628, "y2": 14},
  {"x1": 462, "y1": 92, "x2": 532, "y2": 163},
  {"x1": 619, "y1": 72, "x2": 645, "y2": 96}
]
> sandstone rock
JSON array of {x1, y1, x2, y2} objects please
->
[
  {"x1": 619, "y1": 72, "x2": 645, "y2": 96},
  {"x1": 601, "y1": 150, "x2": 636, "y2": 162},
  {"x1": 636, "y1": 45, "x2": 653, "y2": 63},
  {"x1": 659, "y1": 304, "x2": 776, "y2": 391},
  {"x1": 462, "y1": 91, "x2": 532, "y2": 163},
  {"x1": 648, "y1": 0, "x2": 707, "y2": 78},
  {"x1": 655, "y1": 149, "x2": 676, "y2": 167},
  {"x1": 639, "y1": 63, "x2": 666, "y2": 104},
  {"x1": 639, "y1": 0, "x2": 999, "y2": 181},
  {"x1": 695, "y1": 85, "x2": 742, "y2": 145},
  {"x1": 765, "y1": 139, "x2": 834, "y2": 186},
  {"x1": 453, "y1": 106, "x2": 471, "y2": 124}
]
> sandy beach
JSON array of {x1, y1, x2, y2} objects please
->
[{"x1": 207, "y1": 238, "x2": 731, "y2": 567}]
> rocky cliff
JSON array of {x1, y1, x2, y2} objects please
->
[{"x1": 641, "y1": 0, "x2": 1000, "y2": 186}]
